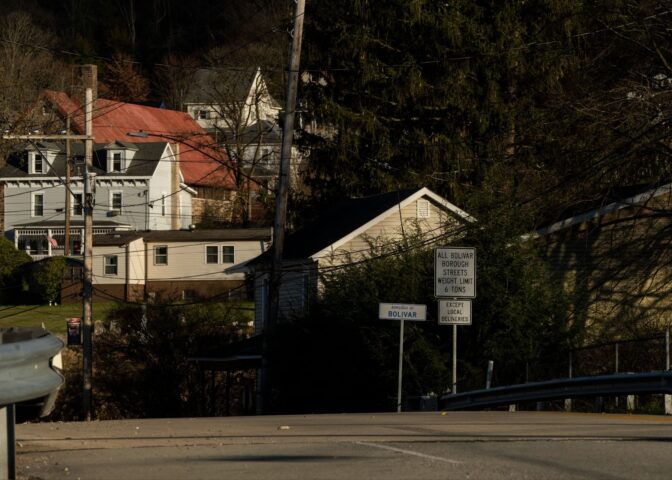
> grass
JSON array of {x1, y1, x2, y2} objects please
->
[
  {"x1": 0, "y1": 301, "x2": 255, "y2": 334},
  {"x1": 0, "y1": 302, "x2": 117, "y2": 334}
]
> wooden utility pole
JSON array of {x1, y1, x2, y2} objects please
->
[
  {"x1": 82, "y1": 86, "x2": 94, "y2": 421},
  {"x1": 64, "y1": 117, "x2": 71, "y2": 256},
  {"x1": 262, "y1": 0, "x2": 306, "y2": 414}
]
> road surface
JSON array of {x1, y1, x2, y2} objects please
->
[{"x1": 15, "y1": 411, "x2": 672, "y2": 479}]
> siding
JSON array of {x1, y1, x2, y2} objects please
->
[
  {"x1": 540, "y1": 192, "x2": 672, "y2": 338},
  {"x1": 2, "y1": 144, "x2": 193, "y2": 234},
  {"x1": 253, "y1": 262, "x2": 318, "y2": 332},
  {"x1": 319, "y1": 197, "x2": 454, "y2": 268},
  {"x1": 145, "y1": 239, "x2": 266, "y2": 282}
]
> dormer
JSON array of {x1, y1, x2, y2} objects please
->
[
  {"x1": 25, "y1": 142, "x2": 59, "y2": 175},
  {"x1": 103, "y1": 141, "x2": 139, "y2": 173}
]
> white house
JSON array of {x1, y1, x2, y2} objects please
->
[
  {"x1": 0, "y1": 141, "x2": 195, "y2": 259},
  {"x1": 183, "y1": 67, "x2": 281, "y2": 135}
]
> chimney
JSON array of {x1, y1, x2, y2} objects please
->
[{"x1": 72, "y1": 64, "x2": 98, "y2": 110}]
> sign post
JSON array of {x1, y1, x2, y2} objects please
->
[
  {"x1": 379, "y1": 303, "x2": 427, "y2": 412},
  {"x1": 435, "y1": 247, "x2": 476, "y2": 395}
]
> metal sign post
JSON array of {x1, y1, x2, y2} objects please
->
[
  {"x1": 379, "y1": 303, "x2": 427, "y2": 412},
  {"x1": 435, "y1": 247, "x2": 476, "y2": 395}
]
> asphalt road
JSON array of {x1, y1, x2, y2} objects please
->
[{"x1": 15, "y1": 411, "x2": 672, "y2": 479}]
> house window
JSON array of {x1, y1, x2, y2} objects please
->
[
  {"x1": 206, "y1": 245, "x2": 219, "y2": 264},
  {"x1": 154, "y1": 245, "x2": 168, "y2": 265},
  {"x1": 104, "y1": 255, "x2": 118, "y2": 275},
  {"x1": 197, "y1": 110, "x2": 209, "y2": 120},
  {"x1": 73, "y1": 156, "x2": 85, "y2": 176},
  {"x1": 110, "y1": 152, "x2": 124, "y2": 172},
  {"x1": 182, "y1": 289, "x2": 196, "y2": 302},
  {"x1": 161, "y1": 194, "x2": 166, "y2": 216},
  {"x1": 417, "y1": 199, "x2": 430, "y2": 219},
  {"x1": 111, "y1": 192, "x2": 123, "y2": 212},
  {"x1": 72, "y1": 193, "x2": 83, "y2": 215},
  {"x1": 33, "y1": 154, "x2": 44, "y2": 174},
  {"x1": 222, "y1": 246, "x2": 234, "y2": 263},
  {"x1": 32, "y1": 193, "x2": 44, "y2": 216}
]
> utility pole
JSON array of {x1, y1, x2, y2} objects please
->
[
  {"x1": 82, "y1": 87, "x2": 94, "y2": 421},
  {"x1": 64, "y1": 117, "x2": 71, "y2": 256},
  {"x1": 2, "y1": 133, "x2": 94, "y2": 421},
  {"x1": 262, "y1": 0, "x2": 306, "y2": 414}
]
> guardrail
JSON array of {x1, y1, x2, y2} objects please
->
[
  {"x1": 1, "y1": 328, "x2": 64, "y2": 480},
  {"x1": 439, "y1": 371, "x2": 672, "y2": 411}
]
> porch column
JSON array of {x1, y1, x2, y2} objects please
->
[
  {"x1": 47, "y1": 228, "x2": 52, "y2": 256},
  {"x1": 14, "y1": 230, "x2": 19, "y2": 250}
]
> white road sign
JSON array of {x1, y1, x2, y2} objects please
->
[
  {"x1": 438, "y1": 300, "x2": 472, "y2": 325},
  {"x1": 378, "y1": 303, "x2": 427, "y2": 321},
  {"x1": 435, "y1": 247, "x2": 476, "y2": 298}
]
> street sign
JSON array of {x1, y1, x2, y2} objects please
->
[
  {"x1": 378, "y1": 303, "x2": 427, "y2": 321},
  {"x1": 435, "y1": 247, "x2": 476, "y2": 298},
  {"x1": 438, "y1": 300, "x2": 472, "y2": 325}
]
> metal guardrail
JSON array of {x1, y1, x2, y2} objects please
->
[
  {"x1": 439, "y1": 371, "x2": 672, "y2": 411},
  {"x1": 1, "y1": 328, "x2": 64, "y2": 480},
  {"x1": 0, "y1": 328, "x2": 64, "y2": 412}
]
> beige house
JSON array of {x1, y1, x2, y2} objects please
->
[
  {"x1": 232, "y1": 187, "x2": 474, "y2": 333},
  {"x1": 89, "y1": 228, "x2": 271, "y2": 303},
  {"x1": 533, "y1": 183, "x2": 672, "y2": 339}
]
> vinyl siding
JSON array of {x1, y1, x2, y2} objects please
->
[
  {"x1": 145, "y1": 239, "x2": 267, "y2": 281},
  {"x1": 540, "y1": 191, "x2": 672, "y2": 338},
  {"x1": 319, "y1": 197, "x2": 455, "y2": 267},
  {"x1": 253, "y1": 262, "x2": 318, "y2": 333}
]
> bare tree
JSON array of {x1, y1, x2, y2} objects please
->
[
  {"x1": 154, "y1": 54, "x2": 199, "y2": 111},
  {"x1": 100, "y1": 52, "x2": 150, "y2": 102},
  {"x1": 0, "y1": 12, "x2": 66, "y2": 124}
]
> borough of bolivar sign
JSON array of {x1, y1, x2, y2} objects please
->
[
  {"x1": 435, "y1": 247, "x2": 476, "y2": 298},
  {"x1": 378, "y1": 303, "x2": 427, "y2": 321}
]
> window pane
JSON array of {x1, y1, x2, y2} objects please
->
[
  {"x1": 73, "y1": 194, "x2": 83, "y2": 215},
  {"x1": 34, "y1": 155, "x2": 43, "y2": 173},
  {"x1": 222, "y1": 246, "x2": 234, "y2": 263},
  {"x1": 34, "y1": 194, "x2": 44, "y2": 216},
  {"x1": 155, "y1": 246, "x2": 168, "y2": 265},
  {"x1": 113, "y1": 152, "x2": 122, "y2": 171},
  {"x1": 112, "y1": 193, "x2": 122, "y2": 210},
  {"x1": 104, "y1": 255, "x2": 118, "y2": 275},
  {"x1": 206, "y1": 246, "x2": 218, "y2": 264}
]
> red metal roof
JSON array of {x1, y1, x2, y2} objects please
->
[{"x1": 41, "y1": 90, "x2": 235, "y2": 188}]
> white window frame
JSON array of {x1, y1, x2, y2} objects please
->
[
  {"x1": 72, "y1": 192, "x2": 84, "y2": 216},
  {"x1": 31, "y1": 192, "x2": 45, "y2": 217},
  {"x1": 104, "y1": 255, "x2": 118, "y2": 276},
  {"x1": 31, "y1": 153, "x2": 44, "y2": 174},
  {"x1": 197, "y1": 109, "x2": 209, "y2": 120},
  {"x1": 205, "y1": 245, "x2": 219, "y2": 264},
  {"x1": 110, "y1": 191, "x2": 123, "y2": 213},
  {"x1": 221, "y1": 245, "x2": 234, "y2": 264},
  {"x1": 108, "y1": 151, "x2": 125, "y2": 173},
  {"x1": 154, "y1": 245, "x2": 168, "y2": 265}
]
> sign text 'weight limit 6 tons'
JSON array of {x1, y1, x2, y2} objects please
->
[{"x1": 435, "y1": 247, "x2": 476, "y2": 298}]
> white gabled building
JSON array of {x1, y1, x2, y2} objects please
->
[{"x1": 0, "y1": 141, "x2": 195, "y2": 259}]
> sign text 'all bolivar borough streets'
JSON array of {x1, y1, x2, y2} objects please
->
[{"x1": 434, "y1": 247, "x2": 476, "y2": 298}]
